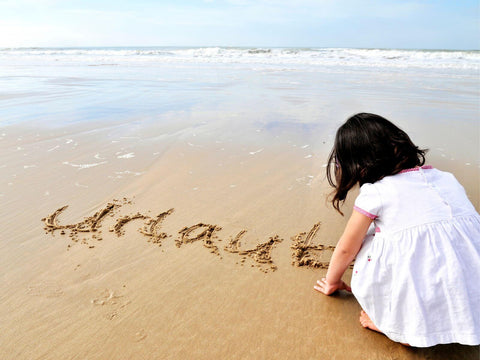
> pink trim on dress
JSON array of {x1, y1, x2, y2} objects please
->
[
  {"x1": 399, "y1": 165, "x2": 433, "y2": 174},
  {"x1": 353, "y1": 205, "x2": 378, "y2": 220}
]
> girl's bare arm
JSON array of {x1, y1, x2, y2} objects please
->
[{"x1": 314, "y1": 210, "x2": 372, "y2": 295}]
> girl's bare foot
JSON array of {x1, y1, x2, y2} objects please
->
[
  {"x1": 359, "y1": 310, "x2": 410, "y2": 346},
  {"x1": 359, "y1": 310, "x2": 382, "y2": 333}
]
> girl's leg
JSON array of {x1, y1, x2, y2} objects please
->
[
  {"x1": 359, "y1": 310, "x2": 382, "y2": 333},
  {"x1": 359, "y1": 310, "x2": 410, "y2": 346}
]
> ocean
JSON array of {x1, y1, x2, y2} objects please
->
[
  {"x1": 1, "y1": 47, "x2": 478, "y2": 128},
  {"x1": 1, "y1": 46, "x2": 478, "y2": 206}
]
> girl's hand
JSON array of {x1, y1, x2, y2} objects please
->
[{"x1": 314, "y1": 278, "x2": 351, "y2": 296}]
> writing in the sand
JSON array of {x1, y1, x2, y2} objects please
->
[{"x1": 42, "y1": 199, "x2": 351, "y2": 273}]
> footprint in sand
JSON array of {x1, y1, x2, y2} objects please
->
[
  {"x1": 90, "y1": 288, "x2": 131, "y2": 321},
  {"x1": 72, "y1": 257, "x2": 102, "y2": 282},
  {"x1": 26, "y1": 281, "x2": 64, "y2": 298},
  {"x1": 133, "y1": 329, "x2": 148, "y2": 342}
]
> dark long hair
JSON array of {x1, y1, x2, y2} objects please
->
[{"x1": 327, "y1": 113, "x2": 427, "y2": 214}]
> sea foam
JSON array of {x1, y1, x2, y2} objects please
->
[{"x1": 0, "y1": 47, "x2": 478, "y2": 70}]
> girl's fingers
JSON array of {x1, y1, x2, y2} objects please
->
[
  {"x1": 315, "y1": 279, "x2": 351, "y2": 295},
  {"x1": 314, "y1": 279, "x2": 326, "y2": 293}
]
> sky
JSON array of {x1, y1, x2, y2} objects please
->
[{"x1": 0, "y1": 0, "x2": 478, "y2": 49}]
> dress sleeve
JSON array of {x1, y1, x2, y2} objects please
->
[{"x1": 354, "y1": 183, "x2": 382, "y2": 220}]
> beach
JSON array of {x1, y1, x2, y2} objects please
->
[{"x1": 0, "y1": 47, "x2": 479, "y2": 359}]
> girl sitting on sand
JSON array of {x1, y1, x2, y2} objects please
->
[{"x1": 314, "y1": 113, "x2": 480, "y2": 347}]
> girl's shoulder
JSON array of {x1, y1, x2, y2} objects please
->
[
  {"x1": 375, "y1": 166, "x2": 453, "y2": 185},
  {"x1": 358, "y1": 166, "x2": 443, "y2": 195},
  {"x1": 367, "y1": 166, "x2": 466, "y2": 200}
]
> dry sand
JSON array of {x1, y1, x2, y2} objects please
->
[{"x1": 1, "y1": 118, "x2": 479, "y2": 360}]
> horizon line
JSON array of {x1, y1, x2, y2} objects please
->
[{"x1": 1, "y1": 45, "x2": 479, "y2": 51}]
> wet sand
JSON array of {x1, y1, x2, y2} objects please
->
[
  {"x1": 1, "y1": 119, "x2": 479, "y2": 359},
  {"x1": 1, "y1": 56, "x2": 479, "y2": 359}
]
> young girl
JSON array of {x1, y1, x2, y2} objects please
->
[{"x1": 314, "y1": 113, "x2": 480, "y2": 347}]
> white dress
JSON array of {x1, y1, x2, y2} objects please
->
[{"x1": 350, "y1": 165, "x2": 480, "y2": 347}]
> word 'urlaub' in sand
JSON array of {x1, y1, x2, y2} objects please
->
[{"x1": 41, "y1": 199, "x2": 347, "y2": 273}]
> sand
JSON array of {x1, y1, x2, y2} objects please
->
[
  {"x1": 1, "y1": 121, "x2": 478, "y2": 359},
  {"x1": 1, "y1": 56, "x2": 479, "y2": 359}
]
